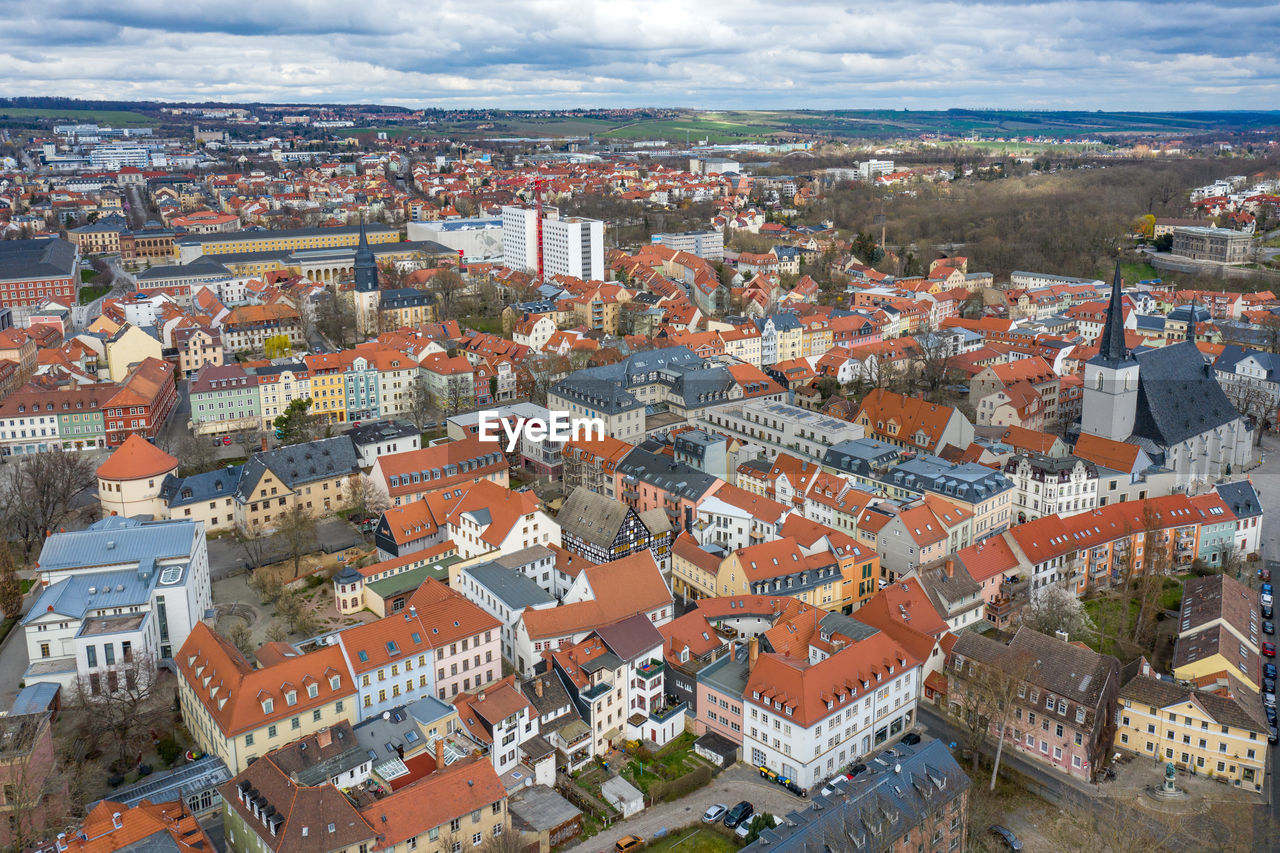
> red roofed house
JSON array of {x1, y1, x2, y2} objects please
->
[
  {"x1": 96, "y1": 433, "x2": 179, "y2": 518},
  {"x1": 103, "y1": 356, "x2": 178, "y2": 447},
  {"x1": 744, "y1": 629, "x2": 921, "y2": 787}
]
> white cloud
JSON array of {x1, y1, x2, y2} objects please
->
[{"x1": 0, "y1": 0, "x2": 1274, "y2": 108}]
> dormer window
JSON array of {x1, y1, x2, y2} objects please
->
[
  {"x1": 307, "y1": 683, "x2": 319, "y2": 699},
  {"x1": 285, "y1": 690, "x2": 297, "y2": 706},
  {"x1": 262, "y1": 698, "x2": 274, "y2": 714},
  {"x1": 329, "y1": 674, "x2": 341, "y2": 690}
]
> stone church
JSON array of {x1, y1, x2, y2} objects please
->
[{"x1": 1080, "y1": 268, "x2": 1253, "y2": 487}]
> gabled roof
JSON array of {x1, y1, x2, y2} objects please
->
[
  {"x1": 177, "y1": 622, "x2": 355, "y2": 738},
  {"x1": 220, "y1": 755, "x2": 372, "y2": 853}
]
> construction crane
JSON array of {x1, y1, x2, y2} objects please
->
[{"x1": 533, "y1": 176, "x2": 546, "y2": 281}]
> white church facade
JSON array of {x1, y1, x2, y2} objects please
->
[{"x1": 1080, "y1": 268, "x2": 1253, "y2": 489}]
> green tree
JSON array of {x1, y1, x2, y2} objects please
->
[
  {"x1": 273, "y1": 397, "x2": 316, "y2": 445},
  {"x1": 852, "y1": 231, "x2": 883, "y2": 265}
]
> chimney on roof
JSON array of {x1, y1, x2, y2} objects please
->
[
  {"x1": 944, "y1": 558, "x2": 954, "y2": 578},
  {"x1": 535, "y1": 678, "x2": 543, "y2": 698},
  {"x1": 317, "y1": 727, "x2": 332, "y2": 749},
  {"x1": 261, "y1": 436, "x2": 268, "y2": 452},
  {"x1": 748, "y1": 636, "x2": 759, "y2": 672},
  {"x1": 435, "y1": 737, "x2": 444, "y2": 768}
]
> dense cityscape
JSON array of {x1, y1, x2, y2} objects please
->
[{"x1": 1, "y1": 10, "x2": 1280, "y2": 853}]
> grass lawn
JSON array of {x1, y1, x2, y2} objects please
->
[
  {"x1": 79, "y1": 283, "x2": 111, "y2": 304},
  {"x1": 0, "y1": 107, "x2": 158, "y2": 126},
  {"x1": 80, "y1": 268, "x2": 99, "y2": 283},
  {"x1": 460, "y1": 313, "x2": 503, "y2": 335},
  {"x1": 1115, "y1": 260, "x2": 1162, "y2": 283},
  {"x1": 644, "y1": 827, "x2": 740, "y2": 853},
  {"x1": 20, "y1": 579, "x2": 34, "y2": 595}
]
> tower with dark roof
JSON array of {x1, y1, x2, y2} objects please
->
[
  {"x1": 1081, "y1": 265, "x2": 1139, "y2": 440},
  {"x1": 353, "y1": 217, "x2": 378, "y2": 293}
]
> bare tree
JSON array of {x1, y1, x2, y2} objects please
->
[
  {"x1": 235, "y1": 519, "x2": 272, "y2": 571},
  {"x1": 985, "y1": 650, "x2": 1037, "y2": 790},
  {"x1": 478, "y1": 827, "x2": 522, "y2": 853},
  {"x1": 248, "y1": 569, "x2": 285, "y2": 606},
  {"x1": 0, "y1": 449, "x2": 97, "y2": 559},
  {"x1": 1132, "y1": 506, "x2": 1172, "y2": 649},
  {"x1": 1220, "y1": 377, "x2": 1275, "y2": 445},
  {"x1": 407, "y1": 375, "x2": 436, "y2": 430},
  {"x1": 68, "y1": 653, "x2": 166, "y2": 766},
  {"x1": 0, "y1": 717, "x2": 70, "y2": 851},
  {"x1": 278, "y1": 503, "x2": 318, "y2": 579},
  {"x1": 174, "y1": 432, "x2": 220, "y2": 476},
  {"x1": 222, "y1": 619, "x2": 256, "y2": 660},
  {"x1": 431, "y1": 269, "x2": 465, "y2": 321},
  {"x1": 0, "y1": 542, "x2": 22, "y2": 619},
  {"x1": 275, "y1": 590, "x2": 320, "y2": 637},
  {"x1": 911, "y1": 323, "x2": 959, "y2": 399},
  {"x1": 316, "y1": 291, "x2": 357, "y2": 348}
]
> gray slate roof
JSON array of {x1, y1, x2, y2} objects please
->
[
  {"x1": 594, "y1": 613, "x2": 664, "y2": 663},
  {"x1": 1132, "y1": 341, "x2": 1245, "y2": 446},
  {"x1": 744, "y1": 739, "x2": 969, "y2": 851},
  {"x1": 464, "y1": 562, "x2": 555, "y2": 610},
  {"x1": 236, "y1": 436, "x2": 360, "y2": 501},
  {"x1": 558, "y1": 488, "x2": 636, "y2": 549},
  {"x1": 159, "y1": 465, "x2": 244, "y2": 508},
  {"x1": 1120, "y1": 673, "x2": 1268, "y2": 732},
  {"x1": 0, "y1": 238, "x2": 78, "y2": 281},
  {"x1": 1216, "y1": 480, "x2": 1262, "y2": 519},
  {"x1": 616, "y1": 448, "x2": 720, "y2": 501},
  {"x1": 508, "y1": 785, "x2": 581, "y2": 833}
]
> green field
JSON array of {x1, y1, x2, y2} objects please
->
[
  {"x1": 0, "y1": 107, "x2": 159, "y2": 126},
  {"x1": 953, "y1": 140, "x2": 1101, "y2": 155}
]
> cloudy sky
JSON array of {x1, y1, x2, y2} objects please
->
[{"x1": 3, "y1": 0, "x2": 1277, "y2": 109}]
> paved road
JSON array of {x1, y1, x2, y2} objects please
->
[
  {"x1": 559, "y1": 764, "x2": 811, "y2": 853},
  {"x1": 1250, "y1": 432, "x2": 1280, "y2": 852}
]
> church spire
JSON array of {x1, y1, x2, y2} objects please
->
[
  {"x1": 1097, "y1": 263, "x2": 1130, "y2": 363},
  {"x1": 1186, "y1": 297, "x2": 1198, "y2": 343},
  {"x1": 353, "y1": 215, "x2": 378, "y2": 293}
]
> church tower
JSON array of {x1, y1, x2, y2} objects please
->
[
  {"x1": 352, "y1": 218, "x2": 381, "y2": 336},
  {"x1": 353, "y1": 217, "x2": 378, "y2": 293},
  {"x1": 1082, "y1": 265, "x2": 1140, "y2": 440}
]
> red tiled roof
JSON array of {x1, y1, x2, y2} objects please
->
[{"x1": 96, "y1": 433, "x2": 178, "y2": 480}]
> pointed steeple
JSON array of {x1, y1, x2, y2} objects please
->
[
  {"x1": 1096, "y1": 263, "x2": 1131, "y2": 363},
  {"x1": 353, "y1": 215, "x2": 378, "y2": 293},
  {"x1": 1186, "y1": 297, "x2": 1198, "y2": 343}
]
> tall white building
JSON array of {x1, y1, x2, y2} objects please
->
[
  {"x1": 501, "y1": 206, "x2": 540, "y2": 274},
  {"x1": 502, "y1": 206, "x2": 604, "y2": 281},
  {"x1": 542, "y1": 216, "x2": 604, "y2": 281}
]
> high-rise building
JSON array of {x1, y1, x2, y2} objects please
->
[
  {"x1": 542, "y1": 216, "x2": 604, "y2": 281},
  {"x1": 501, "y1": 206, "x2": 539, "y2": 274},
  {"x1": 501, "y1": 206, "x2": 604, "y2": 280}
]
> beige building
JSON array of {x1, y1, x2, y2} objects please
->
[
  {"x1": 177, "y1": 622, "x2": 357, "y2": 773},
  {"x1": 1171, "y1": 226, "x2": 1251, "y2": 264},
  {"x1": 1117, "y1": 665, "x2": 1268, "y2": 791},
  {"x1": 104, "y1": 323, "x2": 164, "y2": 383}
]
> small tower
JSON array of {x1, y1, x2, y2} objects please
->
[{"x1": 1082, "y1": 265, "x2": 1140, "y2": 440}]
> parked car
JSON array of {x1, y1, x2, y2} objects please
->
[
  {"x1": 989, "y1": 825, "x2": 1024, "y2": 852},
  {"x1": 1265, "y1": 642, "x2": 1277, "y2": 658},
  {"x1": 1263, "y1": 568, "x2": 1273, "y2": 582},
  {"x1": 1265, "y1": 583, "x2": 1274, "y2": 596},
  {"x1": 222, "y1": 436, "x2": 232, "y2": 445},
  {"x1": 1268, "y1": 705, "x2": 1278, "y2": 727},
  {"x1": 1270, "y1": 727, "x2": 1278, "y2": 745},
  {"x1": 1266, "y1": 605, "x2": 1275, "y2": 620},
  {"x1": 724, "y1": 801, "x2": 754, "y2": 829},
  {"x1": 702, "y1": 804, "x2": 727, "y2": 823},
  {"x1": 1265, "y1": 677, "x2": 1275, "y2": 694},
  {"x1": 1268, "y1": 621, "x2": 1277, "y2": 636},
  {"x1": 212, "y1": 437, "x2": 223, "y2": 447},
  {"x1": 735, "y1": 820, "x2": 754, "y2": 840},
  {"x1": 1267, "y1": 662, "x2": 1277, "y2": 680},
  {"x1": 902, "y1": 732, "x2": 922, "y2": 745},
  {"x1": 848, "y1": 762, "x2": 868, "y2": 778},
  {"x1": 614, "y1": 836, "x2": 643, "y2": 853},
  {"x1": 1266, "y1": 593, "x2": 1275, "y2": 608},
  {"x1": 1267, "y1": 692, "x2": 1278, "y2": 710}
]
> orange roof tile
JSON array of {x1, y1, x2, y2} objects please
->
[{"x1": 96, "y1": 433, "x2": 178, "y2": 481}]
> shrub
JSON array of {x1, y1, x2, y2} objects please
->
[
  {"x1": 650, "y1": 765, "x2": 712, "y2": 803},
  {"x1": 156, "y1": 737, "x2": 182, "y2": 767}
]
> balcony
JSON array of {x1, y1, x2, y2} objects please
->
[
  {"x1": 648, "y1": 700, "x2": 688, "y2": 725},
  {"x1": 636, "y1": 659, "x2": 665, "y2": 682}
]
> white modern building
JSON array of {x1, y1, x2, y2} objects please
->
[
  {"x1": 21, "y1": 517, "x2": 213, "y2": 694},
  {"x1": 542, "y1": 216, "x2": 604, "y2": 281},
  {"x1": 501, "y1": 206, "x2": 540, "y2": 275}
]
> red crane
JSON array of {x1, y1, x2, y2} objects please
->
[{"x1": 534, "y1": 177, "x2": 546, "y2": 281}]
